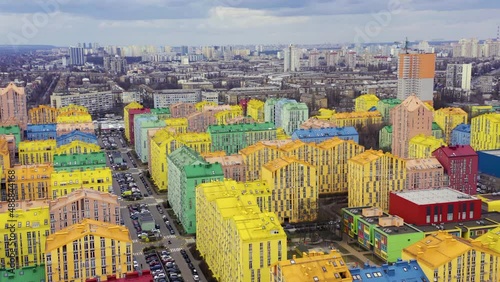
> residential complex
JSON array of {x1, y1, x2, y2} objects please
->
[
  {"x1": 450, "y1": 123, "x2": 471, "y2": 146},
  {"x1": 247, "y1": 99, "x2": 265, "y2": 122},
  {"x1": 208, "y1": 122, "x2": 277, "y2": 155},
  {"x1": 291, "y1": 127, "x2": 358, "y2": 144},
  {"x1": 28, "y1": 105, "x2": 58, "y2": 125},
  {"x1": 18, "y1": 139, "x2": 57, "y2": 165},
  {"x1": 470, "y1": 113, "x2": 500, "y2": 151},
  {"x1": 377, "y1": 98, "x2": 401, "y2": 123},
  {"x1": 354, "y1": 94, "x2": 379, "y2": 112},
  {"x1": 408, "y1": 134, "x2": 446, "y2": 159},
  {"x1": 405, "y1": 157, "x2": 446, "y2": 190},
  {"x1": 433, "y1": 107, "x2": 468, "y2": 144},
  {"x1": 6, "y1": 164, "x2": 53, "y2": 200}
]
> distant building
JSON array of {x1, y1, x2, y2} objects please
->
[
  {"x1": 208, "y1": 122, "x2": 277, "y2": 155},
  {"x1": 154, "y1": 89, "x2": 201, "y2": 107},
  {"x1": 446, "y1": 63, "x2": 472, "y2": 91},
  {"x1": 284, "y1": 44, "x2": 300, "y2": 72},
  {"x1": 68, "y1": 46, "x2": 85, "y2": 66},
  {"x1": 104, "y1": 55, "x2": 128, "y2": 74},
  {"x1": 0, "y1": 83, "x2": 28, "y2": 131},
  {"x1": 397, "y1": 53, "x2": 436, "y2": 101},
  {"x1": 50, "y1": 91, "x2": 118, "y2": 116}
]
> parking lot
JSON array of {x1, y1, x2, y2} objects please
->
[{"x1": 99, "y1": 132, "x2": 205, "y2": 282}]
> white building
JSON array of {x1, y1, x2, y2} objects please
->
[
  {"x1": 284, "y1": 44, "x2": 300, "y2": 72},
  {"x1": 446, "y1": 64, "x2": 472, "y2": 91},
  {"x1": 153, "y1": 89, "x2": 202, "y2": 108},
  {"x1": 51, "y1": 91, "x2": 118, "y2": 115},
  {"x1": 201, "y1": 91, "x2": 219, "y2": 104},
  {"x1": 69, "y1": 47, "x2": 85, "y2": 66},
  {"x1": 308, "y1": 52, "x2": 320, "y2": 68},
  {"x1": 452, "y1": 38, "x2": 481, "y2": 58}
]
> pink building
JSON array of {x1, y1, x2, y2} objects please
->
[
  {"x1": 406, "y1": 157, "x2": 447, "y2": 190},
  {"x1": 170, "y1": 103, "x2": 196, "y2": 118},
  {"x1": 0, "y1": 83, "x2": 28, "y2": 131},
  {"x1": 56, "y1": 122, "x2": 95, "y2": 136},
  {"x1": 49, "y1": 189, "x2": 121, "y2": 233},
  {"x1": 300, "y1": 118, "x2": 336, "y2": 129},
  {"x1": 391, "y1": 95, "x2": 433, "y2": 159},
  {"x1": 205, "y1": 154, "x2": 246, "y2": 182},
  {"x1": 226, "y1": 116, "x2": 255, "y2": 124},
  {"x1": 187, "y1": 111, "x2": 218, "y2": 132}
]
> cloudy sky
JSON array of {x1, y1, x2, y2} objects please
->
[{"x1": 1, "y1": 0, "x2": 499, "y2": 46}]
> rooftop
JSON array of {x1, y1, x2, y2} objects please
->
[
  {"x1": 399, "y1": 95, "x2": 430, "y2": 112},
  {"x1": 379, "y1": 98, "x2": 402, "y2": 105},
  {"x1": 168, "y1": 146, "x2": 206, "y2": 168},
  {"x1": 205, "y1": 154, "x2": 244, "y2": 166},
  {"x1": 184, "y1": 163, "x2": 224, "y2": 178},
  {"x1": 49, "y1": 189, "x2": 118, "y2": 211},
  {"x1": 452, "y1": 123, "x2": 471, "y2": 133},
  {"x1": 292, "y1": 127, "x2": 358, "y2": 139},
  {"x1": 432, "y1": 122, "x2": 442, "y2": 131},
  {"x1": 435, "y1": 107, "x2": 468, "y2": 116},
  {"x1": 0, "y1": 199, "x2": 50, "y2": 213},
  {"x1": 207, "y1": 122, "x2": 276, "y2": 133},
  {"x1": 300, "y1": 118, "x2": 337, "y2": 129},
  {"x1": 348, "y1": 150, "x2": 388, "y2": 165},
  {"x1": 409, "y1": 134, "x2": 446, "y2": 147},
  {"x1": 478, "y1": 150, "x2": 500, "y2": 157},
  {"x1": 262, "y1": 156, "x2": 312, "y2": 172},
  {"x1": 434, "y1": 145, "x2": 477, "y2": 157},
  {"x1": 350, "y1": 260, "x2": 428, "y2": 281},
  {"x1": 391, "y1": 188, "x2": 477, "y2": 205},
  {"x1": 46, "y1": 219, "x2": 131, "y2": 252},
  {"x1": 475, "y1": 226, "x2": 500, "y2": 253},
  {"x1": 406, "y1": 157, "x2": 443, "y2": 170}
]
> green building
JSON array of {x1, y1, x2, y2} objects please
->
[
  {"x1": 207, "y1": 122, "x2": 277, "y2": 155},
  {"x1": 151, "y1": 107, "x2": 171, "y2": 119},
  {"x1": 134, "y1": 115, "x2": 166, "y2": 163},
  {"x1": 377, "y1": 99, "x2": 401, "y2": 124},
  {"x1": 379, "y1": 125, "x2": 392, "y2": 151},
  {"x1": 0, "y1": 125, "x2": 22, "y2": 146},
  {"x1": 0, "y1": 265, "x2": 45, "y2": 282},
  {"x1": 432, "y1": 122, "x2": 443, "y2": 139},
  {"x1": 53, "y1": 152, "x2": 107, "y2": 172},
  {"x1": 342, "y1": 207, "x2": 424, "y2": 263},
  {"x1": 167, "y1": 146, "x2": 224, "y2": 234},
  {"x1": 281, "y1": 102, "x2": 309, "y2": 135},
  {"x1": 264, "y1": 98, "x2": 279, "y2": 123}
]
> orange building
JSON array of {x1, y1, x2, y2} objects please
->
[
  {"x1": 28, "y1": 105, "x2": 58, "y2": 124},
  {"x1": 7, "y1": 164, "x2": 53, "y2": 200},
  {"x1": 397, "y1": 53, "x2": 436, "y2": 101}
]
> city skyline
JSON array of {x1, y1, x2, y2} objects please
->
[{"x1": 1, "y1": 0, "x2": 499, "y2": 46}]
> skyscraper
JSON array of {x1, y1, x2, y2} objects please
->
[
  {"x1": 446, "y1": 63, "x2": 472, "y2": 91},
  {"x1": 68, "y1": 46, "x2": 85, "y2": 66},
  {"x1": 397, "y1": 53, "x2": 436, "y2": 101},
  {"x1": 0, "y1": 82, "x2": 28, "y2": 130},
  {"x1": 284, "y1": 44, "x2": 300, "y2": 72}
]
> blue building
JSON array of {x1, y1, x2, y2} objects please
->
[
  {"x1": 26, "y1": 124, "x2": 57, "y2": 140},
  {"x1": 450, "y1": 123, "x2": 471, "y2": 146},
  {"x1": 56, "y1": 130, "x2": 98, "y2": 146},
  {"x1": 350, "y1": 260, "x2": 429, "y2": 281},
  {"x1": 477, "y1": 150, "x2": 500, "y2": 178},
  {"x1": 291, "y1": 126, "x2": 359, "y2": 143}
]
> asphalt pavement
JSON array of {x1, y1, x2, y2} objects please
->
[{"x1": 99, "y1": 132, "x2": 206, "y2": 282}]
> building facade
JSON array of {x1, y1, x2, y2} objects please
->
[
  {"x1": 50, "y1": 167, "x2": 113, "y2": 199},
  {"x1": 247, "y1": 99, "x2": 265, "y2": 122},
  {"x1": 408, "y1": 134, "x2": 447, "y2": 159},
  {"x1": 204, "y1": 154, "x2": 246, "y2": 182},
  {"x1": 208, "y1": 122, "x2": 277, "y2": 155},
  {"x1": 450, "y1": 123, "x2": 471, "y2": 146},
  {"x1": 28, "y1": 105, "x2": 58, "y2": 125},
  {"x1": 434, "y1": 107, "x2": 468, "y2": 144},
  {"x1": 406, "y1": 157, "x2": 446, "y2": 190},
  {"x1": 53, "y1": 152, "x2": 107, "y2": 172},
  {"x1": 355, "y1": 94, "x2": 380, "y2": 112},
  {"x1": 6, "y1": 164, "x2": 53, "y2": 201},
  {"x1": 0, "y1": 83, "x2": 28, "y2": 130},
  {"x1": 377, "y1": 98, "x2": 401, "y2": 123},
  {"x1": 470, "y1": 113, "x2": 500, "y2": 151},
  {"x1": 18, "y1": 140, "x2": 57, "y2": 165},
  {"x1": 291, "y1": 127, "x2": 359, "y2": 144},
  {"x1": 56, "y1": 130, "x2": 97, "y2": 146},
  {"x1": 433, "y1": 145, "x2": 478, "y2": 195},
  {"x1": 397, "y1": 53, "x2": 436, "y2": 101},
  {"x1": 153, "y1": 89, "x2": 202, "y2": 108},
  {"x1": 26, "y1": 124, "x2": 57, "y2": 141},
  {"x1": 445, "y1": 63, "x2": 472, "y2": 91}
]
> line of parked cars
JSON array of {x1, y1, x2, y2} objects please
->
[
  {"x1": 162, "y1": 213, "x2": 175, "y2": 235},
  {"x1": 128, "y1": 203, "x2": 160, "y2": 239},
  {"x1": 180, "y1": 249, "x2": 200, "y2": 281},
  {"x1": 127, "y1": 151, "x2": 138, "y2": 168},
  {"x1": 101, "y1": 135, "x2": 118, "y2": 150},
  {"x1": 146, "y1": 249, "x2": 184, "y2": 282},
  {"x1": 115, "y1": 172, "x2": 144, "y2": 200},
  {"x1": 139, "y1": 173, "x2": 153, "y2": 196}
]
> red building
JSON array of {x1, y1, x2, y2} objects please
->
[
  {"x1": 432, "y1": 145, "x2": 478, "y2": 195},
  {"x1": 389, "y1": 188, "x2": 482, "y2": 226},
  {"x1": 86, "y1": 270, "x2": 153, "y2": 282},
  {"x1": 128, "y1": 108, "x2": 151, "y2": 145}
]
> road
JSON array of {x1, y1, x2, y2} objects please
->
[{"x1": 99, "y1": 132, "x2": 206, "y2": 282}]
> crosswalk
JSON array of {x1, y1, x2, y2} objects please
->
[
  {"x1": 169, "y1": 247, "x2": 182, "y2": 253},
  {"x1": 133, "y1": 252, "x2": 143, "y2": 256},
  {"x1": 163, "y1": 235, "x2": 176, "y2": 239}
]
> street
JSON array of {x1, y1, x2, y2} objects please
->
[{"x1": 98, "y1": 131, "x2": 206, "y2": 282}]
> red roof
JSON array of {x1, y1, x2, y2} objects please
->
[
  {"x1": 87, "y1": 271, "x2": 153, "y2": 282},
  {"x1": 435, "y1": 145, "x2": 477, "y2": 157},
  {"x1": 129, "y1": 108, "x2": 151, "y2": 115}
]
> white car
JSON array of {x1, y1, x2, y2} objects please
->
[
  {"x1": 193, "y1": 275, "x2": 200, "y2": 281},
  {"x1": 154, "y1": 273, "x2": 166, "y2": 279}
]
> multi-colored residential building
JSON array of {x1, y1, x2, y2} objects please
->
[
  {"x1": 402, "y1": 231, "x2": 500, "y2": 282},
  {"x1": 126, "y1": 107, "x2": 151, "y2": 144},
  {"x1": 470, "y1": 113, "x2": 500, "y2": 151},
  {"x1": 408, "y1": 134, "x2": 447, "y2": 159},
  {"x1": 377, "y1": 98, "x2": 401, "y2": 123},
  {"x1": 247, "y1": 99, "x2": 265, "y2": 122},
  {"x1": 406, "y1": 157, "x2": 446, "y2": 190},
  {"x1": 433, "y1": 145, "x2": 478, "y2": 195},
  {"x1": 215, "y1": 105, "x2": 243, "y2": 125},
  {"x1": 347, "y1": 150, "x2": 406, "y2": 211},
  {"x1": 0, "y1": 82, "x2": 28, "y2": 130},
  {"x1": 55, "y1": 107, "x2": 94, "y2": 136},
  {"x1": 379, "y1": 125, "x2": 392, "y2": 151},
  {"x1": 28, "y1": 105, "x2": 58, "y2": 124},
  {"x1": 391, "y1": 95, "x2": 433, "y2": 159},
  {"x1": 134, "y1": 116, "x2": 166, "y2": 163},
  {"x1": 26, "y1": 124, "x2": 57, "y2": 141},
  {"x1": 167, "y1": 146, "x2": 224, "y2": 234},
  {"x1": 49, "y1": 189, "x2": 121, "y2": 233},
  {"x1": 450, "y1": 123, "x2": 471, "y2": 146},
  {"x1": 270, "y1": 251, "x2": 352, "y2": 282},
  {"x1": 0, "y1": 136, "x2": 12, "y2": 173},
  {"x1": 50, "y1": 167, "x2": 113, "y2": 198},
  {"x1": 56, "y1": 130, "x2": 97, "y2": 146},
  {"x1": 18, "y1": 139, "x2": 57, "y2": 165},
  {"x1": 45, "y1": 219, "x2": 132, "y2": 282},
  {"x1": 471, "y1": 105, "x2": 494, "y2": 118},
  {"x1": 6, "y1": 164, "x2": 53, "y2": 200},
  {"x1": 208, "y1": 122, "x2": 277, "y2": 155},
  {"x1": 432, "y1": 122, "x2": 444, "y2": 139},
  {"x1": 53, "y1": 151, "x2": 107, "y2": 172},
  {"x1": 169, "y1": 102, "x2": 196, "y2": 118},
  {"x1": 240, "y1": 140, "x2": 289, "y2": 181},
  {"x1": 331, "y1": 111, "x2": 383, "y2": 128},
  {"x1": 0, "y1": 125, "x2": 21, "y2": 146},
  {"x1": 265, "y1": 98, "x2": 309, "y2": 135},
  {"x1": 262, "y1": 156, "x2": 318, "y2": 223},
  {"x1": 123, "y1": 101, "x2": 144, "y2": 142},
  {"x1": 300, "y1": 117, "x2": 337, "y2": 129},
  {"x1": 355, "y1": 94, "x2": 380, "y2": 112},
  {"x1": 0, "y1": 200, "x2": 50, "y2": 268},
  {"x1": 314, "y1": 108, "x2": 336, "y2": 121},
  {"x1": 150, "y1": 107, "x2": 171, "y2": 119},
  {"x1": 204, "y1": 154, "x2": 246, "y2": 182},
  {"x1": 55, "y1": 140, "x2": 101, "y2": 155},
  {"x1": 196, "y1": 180, "x2": 286, "y2": 282},
  {"x1": 187, "y1": 110, "x2": 219, "y2": 133},
  {"x1": 291, "y1": 127, "x2": 359, "y2": 144},
  {"x1": 434, "y1": 107, "x2": 468, "y2": 144},
  {"x1": 164, "y1": 117, "x2": 188, "y2": 134}
]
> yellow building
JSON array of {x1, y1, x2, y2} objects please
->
[
  {"x1": 123, "y1": 101, "x2": 143, "y2": 142},
  {"x1": 8, "y1": 164, "x2": 53, "y2": 200},
  {"x1": 476, "y1": 226, "x2": 500, "y2": 253},
  {"x1": 240, "y1": 140, "x2": 289, "y2": 181},
  {"x1": 57, "y1": 104, "x2": 89, "y2": 114},
  {"x1": 55, "y1": 140, "x2": 101, "y2": 155},
  {"x1": 165, "y1": 117, "x2": 188, "y2": 134},
  {"x1": 270, "y1": 251, "x2": 352, "y2": 282},
  {"x1": 149, "y1": 129, "x2": 212, "y2": 190},
  {"x1": 402, "y1": 231, "x2": 500, "y2": 282},
  {"x1": 247, "y1": 99, "x2": 266, "y2": 122},
  {"x1": 355, "y1": 94, "x2": 380, "y2": 112},
  {"x1": 315, "y1": 108, "x2": 336, "y2": 120},
  {"x1": 201, "y1": 151, "x2": 226, "y2": 158},
  {"x1": 470, "y1": 113, "x2": 500, "y2": 151},
  {"x1": 56, "y1": 113, "x2": 92, "y2": 124},
  {"x1": 195, "y1": 101, "x2": 217, "y2": 112},
  {"x1": 28, "y1": 105, "x2": 58, "y2": 124},
  {"x1": 0, "y1": 136, "x2": 11, "y2": 175},
  {"x1": 276, "y1": 128, "x2": 290, "y2": 140},
  {"x1": 471, "y1": 105, "x2": 493, "y2": 118},
  {"x1": 0, "y1": 200, "x2": 51, "y2": 268},
  {"x1": 50, "y1": 167, "x2": 112, "y2": 199},
  {"x1": 45, "y1": 219, "x2": 132, "y2": 282},
  {"x1": 408, "y1": 134, "x2": 447, "y2": 159},
  {"x1": 196, "y1": 180, "x2": 287, "y2": 282},
  {"x1": 433, "y1": 107, "x2": 468, "y2": 144},
  {"x1": 262, "y1": 156, "x2": 318, "y2": 223},
  {"x1": 331, "y1": 111, "x2": 383, "y2": 128},
  {"x1": 19, "y1": 139, "x2": 57, "y2": 165},
  {"x1": 347, "y1": 150, "x2": 406, "y2": 211},
  {"x1": 215, "y1": 105, "x2": 243, "y2": 125},
  {"x1": 477, "y1": 194, "x2": 500, "y2": 212}
]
